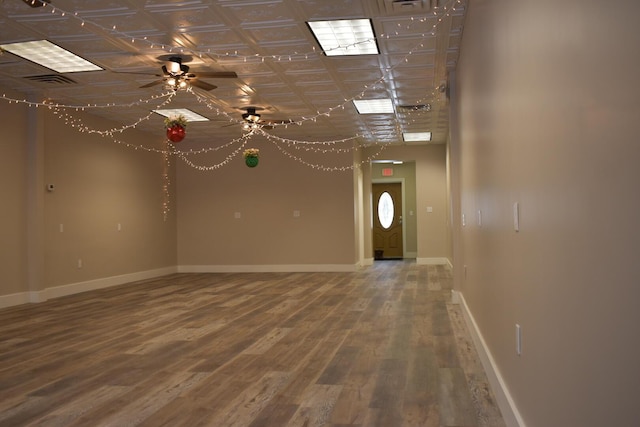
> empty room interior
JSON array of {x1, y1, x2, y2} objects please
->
[{"x1": 1, "y1": 0, "x2": 640, "y2": 426}]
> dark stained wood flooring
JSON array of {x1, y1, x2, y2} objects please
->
[{"x1": 0, "y1": 261, "x2": 505, "y2": 426}]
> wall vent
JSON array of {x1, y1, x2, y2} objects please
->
[{"x1": 25, "y1": 74, "x2": 77, "y2": 85}]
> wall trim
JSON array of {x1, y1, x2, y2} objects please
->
[
  {"x1": 0, "y1": 291, "x2": 32, "y2": 309},
  {"x1": 178, "y1": 264, "x2": 359, "y2": 273},
  {"x1": 0, "y1": 266, "x2": 177, "y2": 309},
  {"x1": 452, "y1": 290, "x2": 526, "y2": 427},
  {"x1": 361, "y1": 258, "x2": 374, "y2": 266},
  {"x1": 416, "y1": 257, "x2": 451, "y2": 266}
]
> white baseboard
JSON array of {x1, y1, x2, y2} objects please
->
[
  {"x1": 178, "y1": 264, "x2": 359, "y2": 273},
  {"x1": 0, "y1": 266, "x2": 177, "y2": 308},
  {"x1": 361, "y1": 258, "x2": 374, "y2": 266},
  {"x1": 416, "y1": 257, "x2": 452, "y2": 267},
  {"x1": 0, "y1": 291, "x2": 32, "y2": 309},
  {"x1": 452, "y1": 290, "x2": 526, "y2": 427}
]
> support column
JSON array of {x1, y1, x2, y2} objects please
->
[{"x1": 26, "y1": 100, "x2": 46, "y2": 302}]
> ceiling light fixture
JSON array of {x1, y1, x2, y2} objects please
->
[
  {"x1": 0, "y1": 40, "x2": 102, "y2": 73},
  {"x1": 353, "y1": 99, "x2": 394, "y2": 114},
  {"x1": 21, "y1": 0, "x2": 50, "y2": 7},
  {"x1": 153, "y1": 109, "x2": 209, "y2": 122},
  {"x1": 403, "y1": 132, "x2": 432, "y2": 142},
  {"x1": 242, "y1": 112, "x2": 261, "y2": 123},
  {"x1": 307, "y1": 19, "x2": 379, "y2": 56}
]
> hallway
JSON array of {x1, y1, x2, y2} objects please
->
[{"x1": 0, "y1": 262, "x2": 504, "y2": 426}]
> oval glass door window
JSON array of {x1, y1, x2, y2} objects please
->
[{"x1": 378, "y1": 191, "x2": 394, "y2": 229}]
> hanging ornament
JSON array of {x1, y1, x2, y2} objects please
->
[
  {"x1": 243, "y1": 148, "x2": 259, "y2": 167},
  {"x1": 164, "y1": 114, "x2": 187, "y2": 143}
]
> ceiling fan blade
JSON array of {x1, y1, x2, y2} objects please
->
[
  {"x1": 112, "y1": 71, "x2": 163, "y2": 76},
  {"x1": 190, "y1": 79, "x2": 217, "y2": 91},
  {"x1": 139, "y1": 80, "x2": 164, "y2": 88},
  {"x1": 195, "y1": 71, "x2": 238, "y2": 78}
]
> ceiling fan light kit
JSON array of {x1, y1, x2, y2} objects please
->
[{"x1": 137, "y1": 55, "x2": 237, "y2": 91}]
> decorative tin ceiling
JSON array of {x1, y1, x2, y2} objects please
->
[{"x1": 0, "y1": 0, "x2": 466, "y2": 146}]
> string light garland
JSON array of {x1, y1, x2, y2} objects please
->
[
  {"x1": 176, "y1": 138, "x2": 249, "y2": 171},
  {"x1": 1, "y1": 0, "x2": 464, "y2": 139},
  {"x1": 0, "y1": 91, "x2": 174, "y2": 110},
  {"x1": 18, "y1": 0, "x2": 463, "y2": 133},
  {"x1": 48, "y1": 91, "x2": 177, "y2": 136},
  {"x1": 1, "y1": 0, "x2": 465, "y2": 216},
  {"x1": 1, "y1": 0, "x2": 466, "y2": 173},
  {"x1": 162, "y1": 142, "x2": 172, "y2": 220},
  {"x1": 270, "y1": 136, "x2": 391, "y2": 172}
]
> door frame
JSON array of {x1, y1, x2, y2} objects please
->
[{"x1": 372, "y1": 178, "x2": 407, "y2": 259}]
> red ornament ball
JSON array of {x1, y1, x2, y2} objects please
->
[{"x1": 167, "y1": 125, "x2": 185, "y2": 143}]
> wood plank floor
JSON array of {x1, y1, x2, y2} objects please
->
[{"x1": 0, "y1": 261, "x2": 505, "y2": 427}]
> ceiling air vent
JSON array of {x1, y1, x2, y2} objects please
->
[
  {"x1": 398, "y1": 104, "x2": 431, "y2": 112},
  {"x1": 381, "y1": 0, "x2": 429, "y2": 14},
  {"x1": 25, "y1": 74, "x2": 77, "y2": 85}
]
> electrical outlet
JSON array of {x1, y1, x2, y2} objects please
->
[{"x1": 77, "y1": 258, "x2": 83, "y2": 269}]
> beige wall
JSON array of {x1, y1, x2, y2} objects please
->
[
  {"x1": 43, "y1": 110, "x2": 177, "y2": 288},
  {"x1": 452, "y1": 1, "x2": 640, "y2": 426},
  {"x1": 0, "y1": 92, "x2": 177, "y2": 304},
  {"x1": 176, "y1": 137, "x2": 357, "y2": 269},
  {"x1": 0, "y1": 89, "x2": 28, "y2": 295},
  {"x1": 363, "y1": 144, "x2": 449, "y2": 262}
]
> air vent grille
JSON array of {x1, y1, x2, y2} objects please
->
[
  {"x1": 381, "y1": 0, "x2": 430, "y2": 14},
  {"x1": 398, "y1": 104, "x2": 431, "y2": 111},
  {"x1": 25, "y1": 74, "x2": 77, "y2": 85}
]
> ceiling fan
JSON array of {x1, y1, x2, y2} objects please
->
[
  {"x1": 239, "y1": 107, "x2": 293, "y2": 130},
  {"x1": 139, "y1": 55, "x2": 237, "y2": 91}
]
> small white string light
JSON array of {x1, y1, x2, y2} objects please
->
[{"x1": 162, "y1": 141, "x2": 172, "y2": 220}]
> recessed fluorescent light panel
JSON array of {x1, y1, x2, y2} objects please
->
[
  {"x1": 153, "y1": 109, "x2": 209, "y2": 122},
  {"x1": 307, "y1": 19, "x2": 379, "y2": 56},
  {"x1": 353, "y1": 99, "x2": 394, "y2": 114},
  {"x1": 403, "y1": 132, "x2": 432, "y2": 142},
  {"x1": 0, "y1": 40, "x2": 102, "y2": 73}
]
